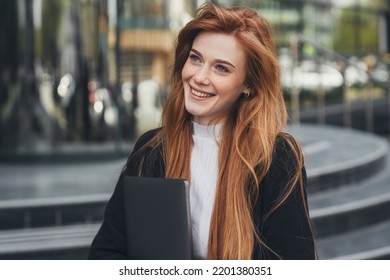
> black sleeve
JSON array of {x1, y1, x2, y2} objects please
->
[
  {"x1": 254, "y1": 138, "x2": 315, "y2": 260},
  {"x1": 88, "y1": 129, "x2": 161, "y2": 259},
  {"x1": 87, "y1": 176, "x2": 127, "y2": 259}
]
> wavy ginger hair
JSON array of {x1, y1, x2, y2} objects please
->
[{"x1": 138, "y1": 3, "x2": 311, "y2": 259}]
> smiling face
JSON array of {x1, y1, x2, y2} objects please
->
[{"x1": 181, "y1": 31, "x2": 250, "y2": 125}]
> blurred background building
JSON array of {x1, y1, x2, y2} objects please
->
[{"x1": 0, "y1": 0, "x2": 390, "y2": 259}]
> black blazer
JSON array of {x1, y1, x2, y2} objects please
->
[{"x1": 88, "y1": 129, "x2": 315, "y2": 259}]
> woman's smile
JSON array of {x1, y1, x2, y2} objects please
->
[{"x1": 190, "y1": 86, "x2": 215, "y2": 99}]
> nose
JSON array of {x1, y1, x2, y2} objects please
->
[{"x1": 193, "y1": 66, "x2": 210, "y2": 85}]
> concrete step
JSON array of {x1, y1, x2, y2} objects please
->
[
  {"x1": 0, "y1": 223, "x2": 100, "y2": 260},
  {"x1": 0, "y1": 194, "x2": 108, "y2": 230},
  {"x1": 2, "y1": 219, "x2": 390, "y2": 260},
  {"x1": 317, "y1": 219, "x2": 390, "y2": 260},
  {"x1": 0, "y1": 158, "x2": 122, "y2": 230},
  {"x1": 289, "y1": 125, "x2": 389, "y2": 193},
  {"x1": 309, "y1": 149, "x2": 390, "y2": 237}
]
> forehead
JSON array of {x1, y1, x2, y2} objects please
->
[{"x1": 192, "y1": 31, "x2": 246, "y2": 67}]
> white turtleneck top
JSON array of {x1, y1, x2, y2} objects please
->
[{"x1": 190, "y1": 122, "x2": 222, "y2": 259}]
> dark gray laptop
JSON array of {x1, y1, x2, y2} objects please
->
[{"x1": 122, "y1": 176, "x2": 192, "y2": 260}]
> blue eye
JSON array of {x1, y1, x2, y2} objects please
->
[
  {"x1": 216, "y1": 64, "x2": 229, "y2": 73},
  {"x1": 189, "y1": 54, "x2": 201, "y2": 63}
]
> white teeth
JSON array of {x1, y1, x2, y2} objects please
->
[{"x1": 191, "y1": 88, "x2": 213, "y2": 98}]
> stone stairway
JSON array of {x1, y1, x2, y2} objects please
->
[
  {"x1": 311, "y1": 151, "x2": 390, "y2": 259},
  {"x1": 0, "y1": 124, "x2": 389, "y2": 259},
  {"x1": 0, "y1": 157, "x2": 123, "y2": 259}
]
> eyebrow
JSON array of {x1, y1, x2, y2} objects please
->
[{"x1": 190, "y1": 48, "x2": 237, "y2": 69}]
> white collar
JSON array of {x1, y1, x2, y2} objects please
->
[{"x1": 192, "y1": 122, "x2": 223, "y2": 140}]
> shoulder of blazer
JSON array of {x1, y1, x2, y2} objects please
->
[
  {"x1": 124, "y1": 128, "x2": 165, "y2": 177},
  {"x1": 133, "y1": 127, "x2": 162, "y2": 150}
]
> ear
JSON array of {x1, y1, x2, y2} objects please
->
[{"x1": 242, "y1": 84, "x2": 251, "y2": 95}]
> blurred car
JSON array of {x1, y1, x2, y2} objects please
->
[
  {"x1": 371, "y1": 62, "x2": 390, "y2": 86},
  {"x1": 282, "y1": 60, "x2": 344, "y2": 91}
]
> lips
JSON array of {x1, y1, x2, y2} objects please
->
[{"x1": 190, "y1": 86, "x2": 215, "y2": 98}]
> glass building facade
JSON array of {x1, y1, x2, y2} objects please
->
[{"x1": 0, "y1": 0, "x2": 389, "y2": 158}]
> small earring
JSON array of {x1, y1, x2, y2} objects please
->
[{"x1": 244, "y1": 92, "x2": 250, "y2": 98}]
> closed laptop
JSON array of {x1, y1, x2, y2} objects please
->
[{"x1": 122, "y1": 176, "x2": 192, "y2": 260}]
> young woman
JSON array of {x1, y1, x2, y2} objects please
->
[{"x1": 89, "y1": 3, "x2": 315, "y2": 260}]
